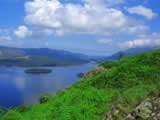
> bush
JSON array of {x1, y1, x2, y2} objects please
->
[
  {"x1": 100, "y1": 61, "x2": 118, "y2": 69},
  {"x1": 15, "y1": 104, "x2": 29, "y2": 113},
  {"x1": 38, "y1": 93, "x2": 51, "y2": 104}
]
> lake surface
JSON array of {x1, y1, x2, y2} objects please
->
[{"x1": 0, "y1": 63, "x2": 97, "y2": 108}]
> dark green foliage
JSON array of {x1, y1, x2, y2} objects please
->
[
  {"x1": 1, "y1": 49, "x2": 160, "y2": 120},
  {"x1": 117, "y1": 51, "x2": 125, "y2": 60},
  {"x1": 24, "y1": 68, "x2": 52, "y2": 74},
  {"x1": 15, "y1": 104, "x2": 29, "y2": 113},
  {"x1": 38, "y1": 93, "x2": 52, "y2": 104},
  {"x1": 99, "y1": 61, "x2": 118, "y2": 69}
]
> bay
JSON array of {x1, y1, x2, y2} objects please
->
[{"x1": 0, "y1": 63, "x2": 96, "y2": 108}]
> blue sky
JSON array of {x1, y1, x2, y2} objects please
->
[{"x1": 0, "y1": 0, "x2": 160, "y2": 56}]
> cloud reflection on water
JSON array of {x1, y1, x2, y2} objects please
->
[{"x1": 15, "y1": 77, "x2": 26, "y2": 89}]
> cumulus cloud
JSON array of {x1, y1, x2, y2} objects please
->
[
  {"x1": 14, "y1": 26, "x2": 32, "y2": 38},
  {"x1": 24, "y1": 0, "x2": 128, "y2": 35},
  {"x1": 83, "y1": 0, "x2": 125, "y2": 6},
  {"x1": 12, "y1": 0, "x2": 148, "y2": 38},
  {"x1": 120, "y1": 33, "x2": 160, "y2": 48},
  {"x1": 126, "y1": 5, "x2": 158, "y2": 20},
  {"x1": 121, "y1": 25, "x2": 149, "y2": 34},
  {"x1": 121, "y1": 39, "x2": 151, "y2": 48}
]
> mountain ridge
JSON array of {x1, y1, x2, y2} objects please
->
[
  {"x1": 0, "y1": 45, "x2": 160, "y2": 67},
  {"x1": 102, "y1": 46, "x2": 160, "y2": 61},
  {"x1": 0, "y1": 46, "x2": 92, "y2": 67}
]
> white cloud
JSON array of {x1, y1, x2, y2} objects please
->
[
  {"x1": 121, "y1": 39, "x2": 151, "y2": 48},
  {"x1": 14, "y1": 26, "x2": 32, "y2": 38},
  {"x1": 120, "y1": 33, "x2": 160, "y2": 48},
  {"x1": 13, "y1": 0, "x2": 148, "y2": 38},
  {"x1": 126, "y1": 5, "x2": 158, "y2": 20},
  {"x1": 121, "y1": 25, "x2": 149, "y2": 34},
  {"x1": 97, "y1": 39, "x2": 113, "y2": 45},
  {"x1": 24, "y1": 0, "x2": 127, "y2": 34},
  {"x1": 83, "y1": 0, "x2": 125, "y2": 6}
]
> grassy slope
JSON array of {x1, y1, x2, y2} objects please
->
[{"x1": 1, "y1": 49, "x2": 160, "y2": 120}]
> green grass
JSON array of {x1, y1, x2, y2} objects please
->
[{"x1": 1, "y1": 49, "x2": 160, "y2": 120}]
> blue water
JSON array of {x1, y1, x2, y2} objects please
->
[{"x1": 0, "y1": 63, "x2": 96, "y2": 108}]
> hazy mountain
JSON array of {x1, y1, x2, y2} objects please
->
[
  {"x1": 22, "y1": 48, "x2": 90, "y2": 61},
  {"x1": 0, "y1": 45, "x2": 158, "y2": 67},
  {"x1": 0, "y1": 46, "x2": 92, "y2": 67},
  {"x1": 102, "y1": 46, "x2": 160, "y2": 61}
]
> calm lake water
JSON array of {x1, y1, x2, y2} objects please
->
[{"x1": 0, "y1": 63, "x2": 97, "y2": 108}]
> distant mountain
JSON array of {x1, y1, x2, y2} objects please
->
[
  {"x1": 103, "y1": 46, "x2": 160, "y2": 61},
  {"x1": 1, "y1": 45, "x2": 157, "y2": 67},
  {"x1": 0, "y1": 46, "x2": 93, "y2": 67},
  {"x1": 22, "y1": 48, "x2": 90, "y2": 62}
]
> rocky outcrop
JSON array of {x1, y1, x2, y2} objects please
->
[
  {"x1": 81, "y1": 66, "x2": 108, "y2": 81},
  {"x1": 102, "y1": 96, "x2": 160, "y2": 120}
]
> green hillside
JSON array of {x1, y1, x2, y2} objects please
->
[{"x1": 1, "y1": 49, "x2": 160, "y2": 120}]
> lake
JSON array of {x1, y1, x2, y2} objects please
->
[{"x1": 0, "y1": 63, "x2": 97, "y2": 108}]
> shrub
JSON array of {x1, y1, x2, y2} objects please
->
[{"x1": 38, "y1": 93, "x2": 51, "y2": 104}]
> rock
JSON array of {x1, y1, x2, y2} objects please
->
[
  {"x1": 135, "y1": 101, "x2": 152, "y2": 119},
  {"x1": 102, "y1": 96, "x2": 160, "y2": 120},
  {"x1": 157, "y1": 113, "x2": 160, "y2": 117},
  {"x1": 153, "y1": 117, "x2": 158, "y2": 120},
  {"x1": 81, "y1": 66, "x2": 108, "y2": 81},
  {"x1": 77, "y1": 72, "x2": 85, "y2": 78}
]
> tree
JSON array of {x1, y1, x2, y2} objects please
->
[{"x1": 117, "y1": 51, "x2": 125, "y2": 61}]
